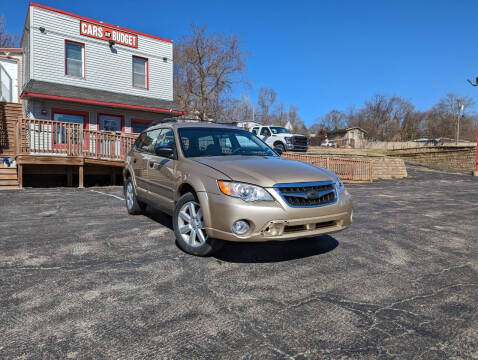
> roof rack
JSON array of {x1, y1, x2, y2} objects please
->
[{"x1": 152, "y1": 118, "x2": 178, "y2": 125}]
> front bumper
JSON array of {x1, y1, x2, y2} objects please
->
[
  {"x1": 198, "y1": 189, "x2": 353, "y2": 242},
  {"x1": 286, "y1": 144, "x2": 308, "y2": 152}
]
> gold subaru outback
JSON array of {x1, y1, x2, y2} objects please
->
[{"x1": 124, "y1": 122, "x2": 353, "y2": 256}]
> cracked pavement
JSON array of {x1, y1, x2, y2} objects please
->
[{"x1": 0, "y1": 165, "x2": 477, "y2": 359}]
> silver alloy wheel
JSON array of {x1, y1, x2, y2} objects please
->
[
  {"x1": 126, "y1": 182, "x2": 134, "y2": 210},
  {"x1": 177, "y1": 201, "x2": 207, "y2": 247}
]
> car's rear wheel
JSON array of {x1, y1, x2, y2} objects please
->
[
  {"x1": 173, "y1": 192, "x2": 222, "y2": 256},
  {"x1": 124, "y1": 178, "x2": 146, "y2": 215}
]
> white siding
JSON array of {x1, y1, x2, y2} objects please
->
[
  {"x1": 26, "y1": 99, "x2": 169, "y2": 133},
  {"x1": 30, "y1": 6, "x2": 173, "y2": 101},
  {"x1": 21, "y1": 10, "x2": 31, "y2": 86}
]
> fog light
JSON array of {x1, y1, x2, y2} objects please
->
[{"x1": 232, "y1": 220, "x2": 249, "y2": 235}]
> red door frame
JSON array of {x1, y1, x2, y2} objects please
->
[{"x1": 51, "y1": 108, "x2": 89, "y2": 149}]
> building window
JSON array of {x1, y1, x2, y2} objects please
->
[
  {"x1": 133, "y1": 56, "x2": 148, "y2": 89},
  {"x1": 65, "y1": 41, "x2": 84, "y2": 78}
]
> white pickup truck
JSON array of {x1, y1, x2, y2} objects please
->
[{"x1": 251, "y1": 125, "x2": 308, "y2": 152}]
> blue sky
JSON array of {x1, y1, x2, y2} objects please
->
[{"x1": 4, "y1": 0, "x2": 478, "y2": 126}]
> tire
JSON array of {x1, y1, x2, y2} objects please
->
[
  {"x1": 173, "y1": 192, "x2": 223, "y2": 256},
  {"x1": 124, "y1": 178, "x2": 146, "y2": 215},
  {"x1": 275, "y1": 142, "x2": 286, "y2": 153}
]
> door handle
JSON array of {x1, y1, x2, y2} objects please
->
[{"x1": 149, "y1": 161, "x2": 155, "y2": 168}]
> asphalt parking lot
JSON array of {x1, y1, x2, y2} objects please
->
[{"x1": 1, "y1": 165, "x2": 477, "y2": 359}]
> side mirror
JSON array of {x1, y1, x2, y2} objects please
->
[
  {"x1": 273, "y1": 147, "x2": 283, "y2": 155},
  {"x1": 155, "y1": 147, "x2": 175, "y2": 158}
]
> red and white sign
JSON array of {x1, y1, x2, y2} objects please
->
[{"x1": 80, "y1": 21, "x2": 138, "y2": 48}]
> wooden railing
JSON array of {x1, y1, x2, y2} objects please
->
[
  {"x1": 282, "y1": 153, "x2": 374, "y2": 183},
  {"x1": 17, "y1": 118, "x2": 136, "y2": 162}
]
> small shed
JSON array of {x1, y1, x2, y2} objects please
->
[{"x1": 327, "y1": 127, "x2": 367, "y2": 148}]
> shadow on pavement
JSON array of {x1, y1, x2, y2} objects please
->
[
  {"x1": 144, "y1": 208, "x2": 339, "y2": 262},
  {"x1": 214, "y1": 235, "x2": 339, "y2": 263},
  {"x1": 145, "y1": 208, "x2": 173, "y2": 230}
]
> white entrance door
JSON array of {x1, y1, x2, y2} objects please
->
[
  {"x1": 0, "y1": 60, "x2": 15, "y2": 102},
  {"x1": 99, "y1": 114, "x2": 122, "y2": 132},
  {"x1": 98, "y1": 114, "x2": 122, "y2": 157}
]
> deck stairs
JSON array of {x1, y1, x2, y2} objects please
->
[{"x1": 0, "y1": 166, "x2": 19, "y2": 190}]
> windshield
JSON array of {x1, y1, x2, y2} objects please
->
[
  {"x1": 270, "y1": 127, "x2": 291, "y2": 134},
  {"x1": 178, "y1": 127, "x2": 278, "y2": 158}
]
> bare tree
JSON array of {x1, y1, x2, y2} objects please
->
[
  {"x1": 437, "y1": 93, "x2": 473, "y2": 142},
  {"x1": 313, "y1": 109, "x2": 347, "y2": 131},
  {"x1": 174, "y1": 24, "x2": 247, "y2": 121},
  {"x1": 220, "y1": 95, "x2": 254, "y2": 123},
  {"x1": 288, "y1": 105, "x2": 307, "y2": 134},
  {"x1": 257, "y1": 86, "x2": 277, "y2": 124},
  {"x1": 400, "y1": 111, "x2": 425, "y2": 140},
  {"x1": 271, "y1": 101, "x2": 288, "y2": 126},
  {"x1": 346, "y1": 95, "x2": 414, "y2": 141},
  {"x1": 0, "y1": 15, "x2": 19, "y2": 48}
]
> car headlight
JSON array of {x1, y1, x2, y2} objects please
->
[
  {"x1": 285, "y1": 137, "x2": 293, "y2": 143},
  {"x1": 217, "y1": 180, "x2": 274, "y2": 202},
  {"x1": 335, "y1": 177, "x2": 345, "y2": 194}
]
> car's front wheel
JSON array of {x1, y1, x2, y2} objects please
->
[
  {"x1": 173, "y1": 192, "x2": 222, "y2": 256},
  {"x1": 275, "y1": 142, "x2": 286, "y2": 153}
]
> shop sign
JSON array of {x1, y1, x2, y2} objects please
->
[{"x1": 80, "y1": 21, "x2": 138, "y2": 48}]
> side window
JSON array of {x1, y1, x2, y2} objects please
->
[
  {"x1": 218, "y1": 135, "x2": 233, "y2": 153},
  {"x1": 260, "y1": 127, "x2": 271, "y2": 136},
  {"x1": 198, "y1": 135, "x2": 214, "y2": 151},
  {"x1": 236, "y1": 135, "x2": 262, "y2": 150},
  {"x1": 156, "y1": 129, "x2": 175, "y2": 149},
  {"x1": 252, "y1": 127, "x2": 259, "y2": 135},
  {"x1": 135, "y1": 129, "x2": 161, "y2": 153}
]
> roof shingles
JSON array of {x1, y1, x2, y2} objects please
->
[{"x1": 21, "y1": 80, "x2": 184, "y2": 114}]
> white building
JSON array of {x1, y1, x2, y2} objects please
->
[
  {"x1": 0, "y1": 2, "x2": 185, "y2": 188},
  {"x1": 0, "y1": 48, "x2": 23, "y2": 103},
  {"x1": 17, "y1": 2, "x2": 183, "y2": 133}
]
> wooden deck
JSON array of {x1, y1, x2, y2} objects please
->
[
  {"x1": 14, "y1": 118, "x2": 136, "y2": 187},
  {"x1": 0, "y1": 103, "x2": 137, "y2": 189}
]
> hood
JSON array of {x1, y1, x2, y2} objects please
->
[{"x1": 193, "y1": 156, "x2": 332, "y2": 187}]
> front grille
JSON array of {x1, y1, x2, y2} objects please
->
[
  {"x1": 293, "y1": 136, "x2": 308, "y2": 145},
  {"x1": 275, "y1": 182, "x2": 336, "y2": 207}
]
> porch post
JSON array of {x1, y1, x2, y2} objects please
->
[
  {"x1": 79, "y1": 165, "x2": 84, "y2": 188},
  {"x1": 17, "y1": 164, "x2": 23, "y2": 189},
  {"x1": 67, "y1": 166, "x2": 73, "y2": 187}
]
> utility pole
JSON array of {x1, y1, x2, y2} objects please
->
[
  {"x1": 456, "y1": 100, "x2": 464, "y2": 145},
  {"x1": 466, "y1": 77, "x2": 478, "y2": 175}
]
